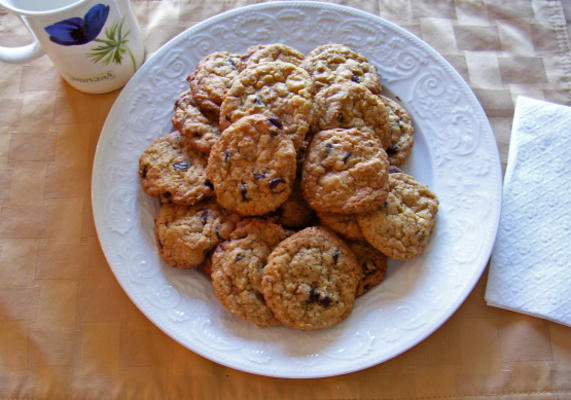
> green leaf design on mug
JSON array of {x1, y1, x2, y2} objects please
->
[{"x1": 87, "y1": 17, "x2": 136, "y2": 72}]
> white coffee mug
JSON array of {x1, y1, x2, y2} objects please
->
[{"x1": 0, "y1": 0, "x2": 145, "y2": 93}]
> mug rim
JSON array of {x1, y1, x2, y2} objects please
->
[{"x1": 0, "y1": 0, "x2": 90, "y2": 16}]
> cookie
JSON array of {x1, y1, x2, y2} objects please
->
[
  {"x1": 301, "y1": 128, "x2": 390, "y2": 214},
  {"x1": 380, "y1": 95, "x2": 415, "y2": 166},
  {"x1": 219, "y1": 61, "x2": 315, "y2": 151},
  {"x1": 211, "y1": 218, "x2": 289, "y2": 327},
  {"x1": 240, "y1": 43, "x2": 305, "y2": 70},
  {"x1": 313, "y1": 82, "x2": 390, "y2": 149},
  {"x1": 171, "y1": 90, "x2": 221, "y2": 154},
  {"x1": 317, "y1": 212, "x2": 365, "y2": 241},
  {"x1": 188, "y1": 51, "x2": 243, "y2": 119},
  {"x1": 347, "y1": 240, "x2": 387, "y2": 296},
  {"x1": 356, "y1": 173, "x2": 439, "y2": 260},
  {"x1": 138, "y1": 131, "x2": 214, "y2": 205},
  {"x1": 272, "y1": 179, "x2": 316, "y2": 229},
  {"x1": 301, "y1": 43, "x2": 382, "y2": 94},
  {"x1": 206, "y1": 114, "x2": 297, "y2": 216},
  {"x1": 155, "y1": 199, "x2": 240, "y2": 269},
  {"x1": 261, "y1": 226, "x2": 360, "y2": 330}
]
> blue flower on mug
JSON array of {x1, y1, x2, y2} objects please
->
[{"x1": 44, "y1": 4, "x2": 110, "y2": 46}]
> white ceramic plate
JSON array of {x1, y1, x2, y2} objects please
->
[{"x1": 92, "y1": 1, "x2": 502, "y2": 378}]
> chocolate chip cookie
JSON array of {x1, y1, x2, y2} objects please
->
[
  {"x1": 261, "y1": 226, "x2": 360, "y2": 330},
  {"x1": 138, "y1": 131, "x2": 214, "y2": 205},
  {"x1": 317, "y1": 212, "x2": 365, "y2": 241},
  {"x1": 347, "y1": 240, "x2": 387, "y2": 296},
  {"x1": 302, "y1": 127, "x2": 390, "y2": 214},
  {"x1": 219, "y1": 61, "x2": 315, "y2": 151},
  {"x1": 313, "y1": 82, "x2": 390, "y2": 149},
  {"x1": 240, "y1": 43, "x2": 305, "y2": 70},
  {"x1": 188, "y1": 51, "x2": 243, "y2": 119},
  {"x1": 380, "y1": 95, "x2": 415, "y2": 166},
  {"x1": 206, "y1": 114, "x2": 297, "y2": 216},
  {"x1": 272, "y1": 179, "x2": 316, "y2": 229},
  {"x1": 301, "y1": 43, "x2": 382, "y2": 94},
  {"x1": 155, "y1": 199, "x2": 240, "y2": 269},
  {"x1": 356, "y1": 173, "x2": 439, "y2": 260},
  {"x1": 211, "y1": 218, "x2": 289, "y2": 327}
]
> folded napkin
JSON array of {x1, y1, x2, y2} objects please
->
[{"x1": 485, "y1": 96, "x2": 571, "y2": 327}]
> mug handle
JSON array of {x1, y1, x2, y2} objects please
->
[{"x1": 0, "y1": 13, "x2": 44, "y2": 63}]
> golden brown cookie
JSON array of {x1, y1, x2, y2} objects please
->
[
  {"x1": 261, "y1": 226, "x2": 360, "y2": 330},
  {"x1": 317, "y1": 212, "x2": 365, "y2": 241},
  {"x1": 379, "y1": 95, "x2": 415, "y2": 166},
  {"x1": 240, "y1": 43, "x2": 305, "y2": 70},
  {"x1": 356, "y1": 173, "x2": 439, "y2": 260},
  {"x1": 347, "y1": 240, "x2": 388, "y2": 296},
  {"x1": 219, "y1": 61, "x2": 315, "y2": 151},
  {"x1": 301, "y1": 43, "x2": 382, "y2": 94},
  {"x1": 313, "y1": 82, "x2": 390, "y2": 149},
  {"x1": 188, "y1": 51, "x2": 243, "y2": 119},
  {"x1": 171, "y1": 90, "x2": 221, "y2": 154},
  {"x1": 211, "y1": 218, "x2": 289, "y2": 327},
  {"x1": 301, "y1": 128, "x2": 390, "y2": 214},
  {"x1": 138, "y1": 131, "x2": 214, "y2": 205},
  {"x1": 271, "y1": 179, "x2": 316, "y2": 229},
  {"x1": 154, "y1": 199, "x2": 240, "y2": 269},
  {"x1": 206, "y1": 114, "x2": 297, "y2": 216}
]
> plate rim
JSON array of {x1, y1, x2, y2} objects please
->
[{"x1": 91, "y1": 0, "x2": 503, "y2": 378}]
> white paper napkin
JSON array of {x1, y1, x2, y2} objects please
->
[{"x1": 485, "y1": 96, "x2": 571, "y2": 327}]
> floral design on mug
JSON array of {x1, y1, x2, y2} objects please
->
[
  {"x1": 44, "y1": 3, "x2": 137, "y2": 72},
  {"x1": 44, "y1": 4, "x2": 110, "y2": 46}
]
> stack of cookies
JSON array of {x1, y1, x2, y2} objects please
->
[{"x1": 138, "y1": 43, "x2": 439, "y2": 330}]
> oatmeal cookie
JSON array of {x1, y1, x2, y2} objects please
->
[
  {"x1": 379, "y1": 95, "x2": 415, "y2": 166},
  {"x1": 302, "y1": 128, "x2": 390, "y2": 214},
  {"x1": 356, "y1": 173, "x2": 439, "y2": 260},
  {"x1": 206, "y1": 114, "x2": 297, "y2": 216},
  {"x1": 301, "y1": 43, "x2": 382, "y2": 94},
  {"x1": 317, "y1": 212, "x2": 365, "y2": 241},
  {"x1": 188, "y1": 51, "x2": 243, "y2": 119},
  {"x1": 240, "y1": 43, "x2": 305, "y2": 70},
  {"x1": 347, "y1": 240, "x2": 387, "y2": 296},
  {"x1": 138, "y1": 131, "x2": 214, "y2": 205},
  {"x1": 155, "y1": 199, "x2": 240, "y2": 269},
  {"x1": 211, "y1": 218, "x2": 289, "y2": 327},
  {"x1": 171, "y1": 90, "x2": 221, "y2": 154},
  {"x1": 272, "y1": 179, "x2": 316, "y2": 229},
  {"x1": 219, "y1": 61, "x2": 315, "y2": 151},
  {"x1": 261, "y1": 226, "x2": 360, "y2": 330},
  {"x1": 313, "y1": 82, "x2": 390, "y2": 149}
]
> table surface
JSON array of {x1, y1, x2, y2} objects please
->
[{"x1": 1, "y1": 0, "x2": 570, "y2": 399}]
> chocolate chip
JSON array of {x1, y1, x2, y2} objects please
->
[
  {"x1": 332, "y1": 248, "x2": 340, "y2": 265},
  {"x1": 325, "y1": 143, "x2": 334, "y2": 151},
  {"x1": 269, "y1": 176, "x2": 285, "y2": 190},
  {"x1": 386, "y1": 144, "x2": 399, "y2": 155},
  {"x1": 255, "y1": 292, "x2": 266, "y2": 304},
  {"x1": 163, "y1": 191, "x2": 172, "y2": 199},
  {"x1": 253, "y1": 172, "x2": 266, "y2": 180},
  {"x1": 342, "y1": 151, "x2": 351, "y2": 163},
  {"x1": 337, "y1": 113, "x2": 344, "y2": 123},
  {"x1": 225, "y1": 115, "x2": 231, "y2": 122},
  {"x1": 200, "y1": 209, "x2": 209, "y2": 225},
  {"x1": 395, "y1": 95, "x2": 402, "y2": 102},
  {"x1": 139, "y1": 166, "x2": 148, "y2": 178},
  {"x1": 240, "y1": 182, "x2": 249, "y2": 201},
  {"x1": 254, "y1": 95, "x2": 263, "y2": 105},
  {"x1": 215, "y1": 225, "x2": 223, "y2": 240},
  {"x1": 268, "y1": 117, "x2": 283, "y2": 130},
  {"x1": 204, "y1": 179, "x2": 214, "y2": 190},
  {"x1": 224, "y1": 149, "x2": 231, "y2": 162},
  {"x1": 173, "y1": 161, "x2": 190, "y2": 171},
  {"x1": 227, "y1": 57, "x2": 237, "y2": 67},
  {"x1": 317, "y1": 296, "x2": 332, "y2": 307},
  {"x1": 389, "y1": 166, "x2": 402, "y2": 174},
  {"x1": 235, "y1": 252, "x2": 245, "y2": 262},
  {"x1": 351, "y1": 74, "x2": 360, "y2": 83}
]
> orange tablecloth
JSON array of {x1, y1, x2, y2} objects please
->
[{"x1": 1, "y1": 1, "x2": 570, "y2": 398}]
